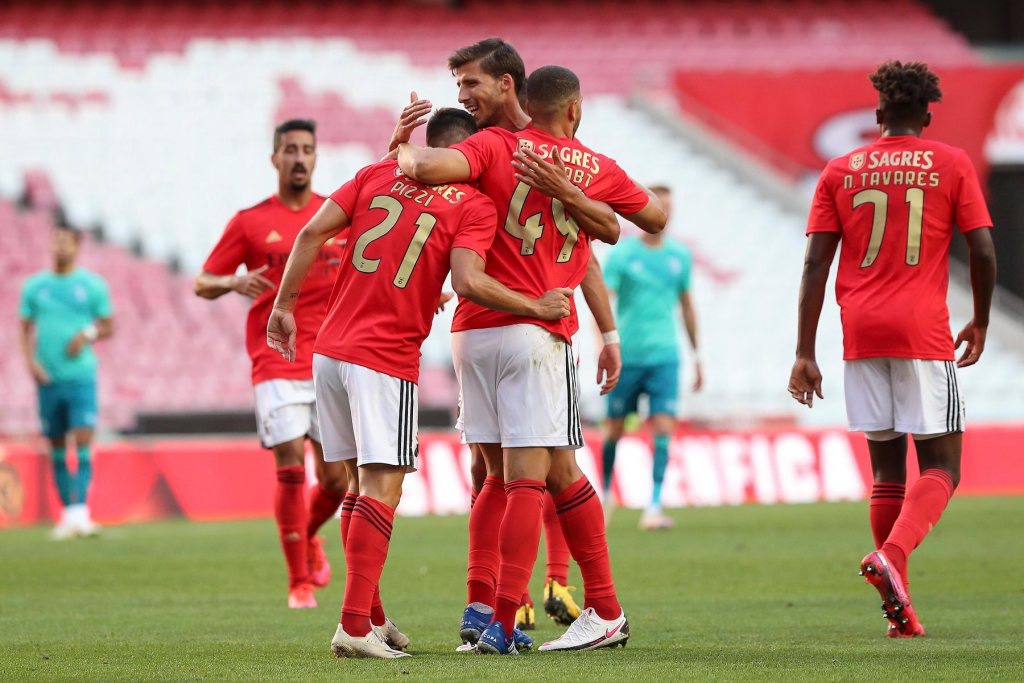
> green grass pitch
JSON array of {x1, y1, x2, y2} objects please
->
[{"x1": 2, "y1": 497, "x2": 1023, "y2": 680}]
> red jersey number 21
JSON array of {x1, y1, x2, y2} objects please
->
[
  {"x1": 853, "y1": 188, "x2": 924, "y2": 268},
  {"x1": 351, "y1": 195, "x2": 437, "y2": 288}
]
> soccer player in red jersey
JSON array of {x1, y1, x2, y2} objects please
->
[
  {"x1": 267, "y1": 108, "x2": 572, "y2": 660},
  {"x1": 391, "y1": 37, "x2": 625, "y2": 636},
  {"x1": 789, "y1": 62, "x2": 997, "y2": 638},
  {"x1": 194, "y1": 120, "x2": 348, "y2": 609},
  {"x1": 398, "y1": 65, "x2": 666, "y2": 654}
]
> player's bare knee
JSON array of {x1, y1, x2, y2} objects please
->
[
  {"x1": 604, "y1": 419, "x2": 625, "y2": 442},
  {"x1": 319, "y1": 463, "x2": 348, "y2": 495},
  {"x1": 546, "y1": 449, "x2": 583, "y2": 495},
  {"x1": 271, "y1": 439, "x2": 305, "y2": 468}
]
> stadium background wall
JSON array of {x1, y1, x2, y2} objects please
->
[{"x1": 2, "y1": 426, "x2": 1023, "y2": 527}]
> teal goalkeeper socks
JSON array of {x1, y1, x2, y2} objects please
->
[
  {"x1": 74, "y1": 444, "x2": 93, "y2": 505},
  {"x1": 51, "y1": 446, "x2": 73, "y2": 506},
  {"x1": 601, "y1": 440, "x2": 618, "y2": 492},
  {"x1": 651, "y1": 435, "x2": 670, "y2": 509}
]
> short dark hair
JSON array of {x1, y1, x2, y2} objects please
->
[
  {"x1": 870, "y1": 61, "x2": 942, "y2": 119},
  {"x1": 426, "y1": 107, "x2": 478, "y2": 148},
  {"x1": 273, "y1": 119, "x2": 316, "y2": 152},
  {"x1": 525, "y1": 65, "x2": 580, "y2": 119},
  {"x1": 448, "y1": 38, "x2": 526, "y2": 95},
  {"x1": 54, "y1": 224, "x2": 84, "y2": 241}
]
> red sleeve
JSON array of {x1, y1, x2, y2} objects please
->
[
  {"x1": 806, "y1": 166, "x2": 841, "y2": 234},
  {"x1": 954, "y1": 151, "x2": 993, "y2": 232},
  {"x1": 330, "y1": 164, "x2": 374, "y2": 217},
  {"x1": 451, "y1": 194, "x2": 497, "y2": 260},
  {"x1": 451, "y1": 130, "x2": 502, "y2": 182},
  {"x1": 202, "y1": 213, "x2": 249, "y2": 274},
  {"x1": 590, "y1": 158, "x2": 651, "y2": 215}
]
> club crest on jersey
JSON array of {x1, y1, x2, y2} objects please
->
[
  {"x1": 850, "y1": 152, "x2": 866, "y2": 171},
  {"x1": 518, "y1": 138, "x2": 535, "y2": 153},
  {"x1": 265, "y1": 230, "x2": 282, "y2": 243}
]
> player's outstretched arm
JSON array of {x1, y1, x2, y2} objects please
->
[
  {"x1": 193, "y1": 265, "x2": 276, "y2": 300},
  {"x1": 513, "y1": 147, "x2": 620, "y2": 244},
  {"x1": 788, "y1": 232, "x2": 840, "y2": 408},
  {"x1": 955, "y1": 227, "x2": 997, "y2": 368},
  {"x1": 450, "y1": 248, "x2": 571, "y2": 321},
  {"x1": 621, "y1": 186, "x2": 668, "y2": 235},
  {"x1": 267, "y1": 200, "x2": 350, "y2": 361},
  {"x1": 580, "y1": 258, "x2": 621, "y2": 395},
  {"x1": 396, "y1": 143, "x2": 472, "y2": 185}
]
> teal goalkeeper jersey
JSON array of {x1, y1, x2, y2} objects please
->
[
  {"x1": 602, "y1": 236, "x2": 692, "y2": 366},
  {"x1": 19, "y1": 268, "x2": 113, "y2": 382}
]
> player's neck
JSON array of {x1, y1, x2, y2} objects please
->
[
  {"x1": 641, "y1": 234, "x2": 664, "y2": 248},
  {"x1": 495, "y1": 102, "x2": 531, "y2": 133},
  {"x1": 529, "y1": 118, "x2": 574, "y2": 140},
  {"x1": 53, "y1": 261, "x2": 75, "y2": 275},
  {"x1": 277, "y1": 186, "x2": 313, "y2": 211},
  {"x1": 880, "y1": 124, "x2": 922, "y2": 138}
]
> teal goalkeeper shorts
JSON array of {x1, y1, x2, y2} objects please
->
[
  {"x1": 606, "y1": 361, "x2": 679, "y2": 419},
  {"x1": 37, "y1": 379, "x2": 98, "y2": 438}
]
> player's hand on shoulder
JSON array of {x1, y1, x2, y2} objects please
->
[
  {"x1": 513, "y1": 147, "x2": 575, "y2": 201},
  {"x1": 266, "y1": 307, "x2": 297, "y2": 363},
  {"x1": 232, "y1": 265, "x2": 276, "y2": 298},
  {"x1": 955, "y1": 319, "x2": 987, "y2": 368},
  {"x1": 787, "y1": 357, "x2": 823, "y2": 408},
  {"x1": 388, "y1": 91, "x2": 433, "y2": 152},
  {"x1": 535, "y1": 287, "x2": 573, "y2": 320}
]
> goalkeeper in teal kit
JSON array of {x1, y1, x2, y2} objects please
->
[
  {"x1": 600, "y1": 186, "x2": 702, "y2": 530},
  {"x1": 19, "y1": 225, "x2": 114, "y2": 539}
]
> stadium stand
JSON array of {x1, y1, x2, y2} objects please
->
[{"x1": 2, "y1": 0, "x2": 1021, "y2": 434}]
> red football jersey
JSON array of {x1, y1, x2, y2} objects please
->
[
  {"x1": 450, "y1": 125, "x2": 650, "y2": 341},
  {"x1": 315, "y1": 160, "x2": 497, "y2": 383},
  {"x1": 807, "y1": 135, "x2": 992, "y2": 360},
  {"x1": 203, "y1": 194, "x2": 345, "y2": 384}
]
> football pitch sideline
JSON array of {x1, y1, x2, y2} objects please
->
[{"x1": 1, "y1": 498, "x2": 1022, "y2": 681}]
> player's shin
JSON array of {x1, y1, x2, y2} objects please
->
[
  {"x1": 555, "y1": 476, "x2": 621, "y2": 620},
  {"x1": 494, "y1": 479, "x2": 546, "y2": 636},
  {"x1": 341, "y1": 495, "x2": 396, "y2": 638},
  {"x1": 467, "y1": 475, "x2": 505, "y2": 607},
  {"x1": 275, "y1": 465, "x2": 310, "y2": 587}
]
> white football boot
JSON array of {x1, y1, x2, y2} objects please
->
[
  {"x1": 538, "y1": 607, "x2": 629, "y2": 651},
  {"x1": 331, "y1": 624, "x2": 411, "y2": 659}
]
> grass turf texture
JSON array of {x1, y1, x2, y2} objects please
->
[{"x1": 2, "y1": 498, "x2": 1023, "y2": 680}]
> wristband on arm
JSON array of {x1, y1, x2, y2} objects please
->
[
  {"x1": 602, "y1": 330, "x2": 620, "y2": 345},
  {"x1": 81, "y1": 323, "x2": 99, "y2": 342}
]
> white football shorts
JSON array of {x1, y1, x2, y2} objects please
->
[
  {"x1": 312, "y1": 353, "x2": 419, "y2": 471},
  {"x1": 844, "y1": 358, "x2": 965, "y2": 439},
  {"x1": 253, "y1": 378, "x2": 320, "y2": 449},
  {"x1": 452, "y1": 323, "x2": 583, "y2": 449}
]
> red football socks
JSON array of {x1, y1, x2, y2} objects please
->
[
  {"x1": 467, "y1": 475, "x2": 506, "y2": 607},
  {"x1": 275, "y1": 466, "x2": 309, "y2": 589},
  {"x1": 543, "y1": 491, "x2": 570, "y2": 585},
  {"x1": 870, "y1": 482, "x2": 906, "y2": 548},
  {"x1": 881, "y1": 469, "x2": 955, "y2": 579},
  {"x1": 307, "y1": 483, "x2": 344, "y2": 538},
  {"x1": 341, "y1": 496, "x2": 394, "y2": 638},
  {"x1": 555, "y1": 476, "x2": 621, "y2": 621},
  {"x1": 339, "y1": 491, "x2": 358, "y2": 543},
  {"x1": 494, "y1": 480, "x2": 546, "y2": 636}
]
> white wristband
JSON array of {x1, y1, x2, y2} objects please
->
[
  {"x1": 601, "y1": 330, "x2": 620, "y2": 345},
  {"x1": 81, "y1": 323, "x2": 98, "y2": 342}
]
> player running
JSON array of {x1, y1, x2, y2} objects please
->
[
  {"x1": 390, "y1": 37, "x2": 624, "y2": 637},
  {"x1": 789, "y1": 61, "x2": 997, "y2": 638},
  {"x1": 601, "y1": 185, "x2": 703, "y2": 530},
  {"x1": 397, "y1": 65, "x2": 666, "y2": 654},
  {"x1": 194, "y1": 119, "x2": 348, "y2": 609},
  {"x1": 19, "y1": 225, "x2": 114, "y2": 539},
  {"x1": 267, "y1": 108, "x2": 572, "y2": 660}
]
